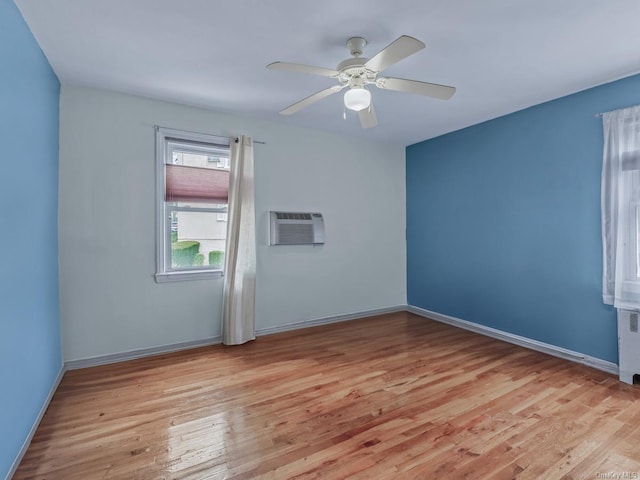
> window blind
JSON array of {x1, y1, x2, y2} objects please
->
[{"x1": 165, "y1": 164, "x2": 229, "y2": 203}]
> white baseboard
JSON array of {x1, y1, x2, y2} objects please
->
[
  {"x1": 65, "y1": 336, "x2": 222, "y2": 370},
  {"x1": 65, "y1": 305, "x2": 407, "y2": 370},
  {"x1": 6, "y1": 364, "x2": 66, "y2": 480},
  {"x1": 407, "y1": 305, "x2": 619, "y2": 376},
  {"x1": 256, "y1": 305, "x2": 407, "y2": 337}
]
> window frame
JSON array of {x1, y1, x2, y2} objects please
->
[
  {"x1": 154, "y1": 127, "x2": 230, "y2": 283},
  {"x1": 614, "y1": 150, "x2": 640, "y2": 299}
]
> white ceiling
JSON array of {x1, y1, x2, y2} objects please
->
[{"x1": 15, "y1": 0, "x2": 640, "y2": 146}]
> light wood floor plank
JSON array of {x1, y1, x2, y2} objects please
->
[{"x1": 14, "y1": 312, "x2": 640, "y2": 479}]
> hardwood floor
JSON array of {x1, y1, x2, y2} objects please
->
[{"x1": 14, "y1": 312, "x2": 640, "y2": 479}]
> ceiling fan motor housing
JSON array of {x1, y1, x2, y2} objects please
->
[
  {"x1": 337, "y1": 58, "x2": 376, "y2": 87},
  {"x1": 339, "y1": 38, "x2": 377, "y2": 88}
]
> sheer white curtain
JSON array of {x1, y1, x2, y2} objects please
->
[
  {"x1": 602, "y1": 105, "x2": 640, "y2": 310},
  {"x1": 222, "y1": 135, "x2": 256, "y2": 345}
]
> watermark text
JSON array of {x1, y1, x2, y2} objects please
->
[{"x1": 596, "y1": 472, "x2": 639, "y2": 480}]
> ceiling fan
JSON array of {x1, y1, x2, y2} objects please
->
[{"x1": 267, "y1": 35, "x2": 456, "y2": 129}]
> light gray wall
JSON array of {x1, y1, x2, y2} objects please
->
[{"x1": 59, "y1": 85, "x2": 406, "y2": 361}]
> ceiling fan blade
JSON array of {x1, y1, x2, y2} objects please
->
[
  {"x1": 267, "y1": 62, "x2": 339, "y2": 78},
  {"x1": 280, "y1": 85, "x2": 345, "y2": 115},
  {"x1": 364, "y1": 35, "x2": 425, "y2": 73},
  {"x1": 359, "y1": 102, "x2": 378, "y2": 129},
  {"x1": 378, "y1": 77, "x2": 456, "y2": 100}
]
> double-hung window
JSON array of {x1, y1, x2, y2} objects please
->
[
  {"x1": 613, "y1": 150, "x2": 640, "y2": 302},
  {"x1": 155, "y1": 127, "x2": 230, "y2": 282},
  {"x1": 602, "y1": 107, "x2": 640, "y2": 309}
]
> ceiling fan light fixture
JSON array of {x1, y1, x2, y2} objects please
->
[{"x1": 344, "y1": 87, "x2": 371, "y2": 112}]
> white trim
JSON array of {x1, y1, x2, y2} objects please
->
[
  {"x1": 156, "y1": 126, "x2": 231, "y2": 147},
  {"x1": 255, "y1": 305, "x2": 407, "y2": 336},
  {"x1": 168, "y1": 205, "x2": 228, "y2": 214},
  {"x1": 154, "y1": 126, "x2": 230, "y2": 284},
  {"x1": 6, "y1": 365, "x2": 66, "y2": 480},
  {"x1": 65, "y1": 336, "x2": 222, "y2": 370},
  {"x1": 64, "y1": 307, "x2": 406, "y2": 369},
  {"x1": 155, "y1": 270, "x2": 223, "y2": 283},
  {"x1": 408, "y1": 305, "x2": 619, "y2": 376}
]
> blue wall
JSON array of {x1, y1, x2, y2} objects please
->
[
  {"x1": 407, "y1": 74, "x2": 640, "y2": 364},
  {"x1": 0, "y1": 1, "x2": 61, "y2": 477}
]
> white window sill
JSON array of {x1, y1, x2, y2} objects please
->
[{"x1": 155, "y1": 269, "x2": 223, "y2": 283}]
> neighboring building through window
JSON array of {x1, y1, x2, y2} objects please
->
[{"x1": 155, "y1": 127, "x2": 230, "y2": 282}]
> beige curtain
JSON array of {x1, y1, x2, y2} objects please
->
[{"x1": 222, "y1": 135, "x2": 256, "y2": 345}]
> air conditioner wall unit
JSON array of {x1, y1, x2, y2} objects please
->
[{"x1": 269, "y1": 211, "x2": 325, "y2": 245}]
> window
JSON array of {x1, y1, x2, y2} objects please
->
[
  {"x1": 619, "y1": 152, "x2": 640, "y2": 282},
  {"x1": 602, "y1": 107, "x2": 640, "y2": 309},
  {"x1": 155, "y1": 127, "x2": 230, "y2": 282}
]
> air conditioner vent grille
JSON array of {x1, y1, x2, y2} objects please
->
[
  {"x1": 278, "y1": 224, "x2": 315, "y2": 244},
  {"x1": 269, "y1": 211, "x2": 325, "y2": 245},
  {"x1": 275, "y1": 212, "x2": 312, "y2": 220}
]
